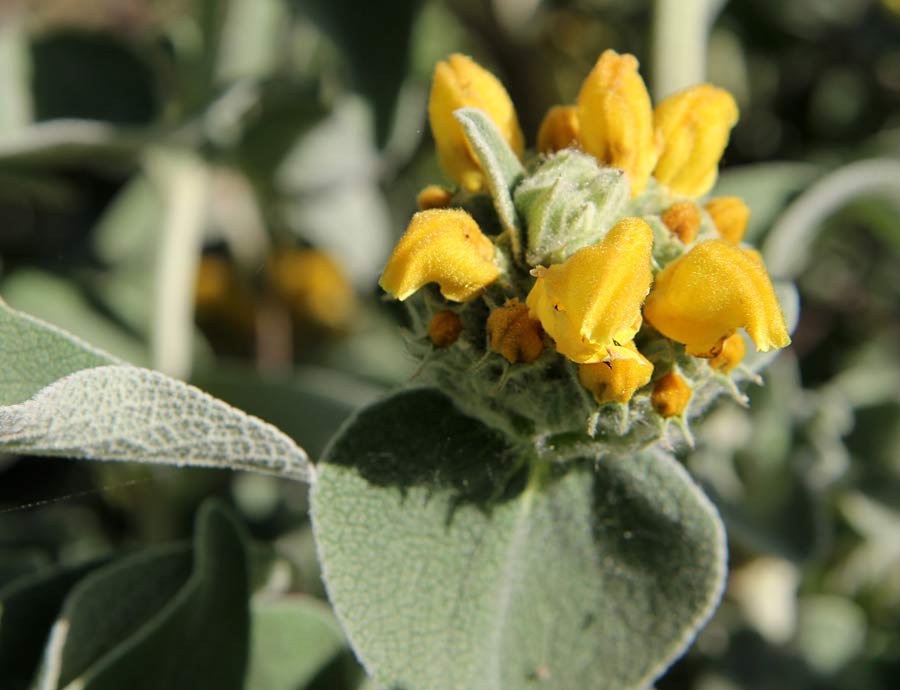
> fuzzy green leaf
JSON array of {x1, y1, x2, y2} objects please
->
[
  {"x1": 0, "y1": 303, "x2": 310, "y2": 480},
  {"x1": 312, "y1": 389, "x2": 726, "y2": 690},
  {"x1": 454, "y1": 107, "x2": 525, "y2": 256}
]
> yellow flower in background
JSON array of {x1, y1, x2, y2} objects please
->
[
  {"x1": 578, "y1": 341, "x2": 653, "y2": 405},
  {"x1": 576, "y1": 50, "x2": 658, "y2": 195},
  {"x1": 526, "y1": 217, "x2": 653, "y2": 363},
  {"x1": 653, "y1": 85, "x2": 739, "y2": 198},
  {"x1": 429, "y1": 54, "x2": 524, "y2": 192},
  {"x1": 537, "y1": 105, "x2": 581, "y2": 154},
  {"x1": 643, "y1": 240, "x2": 790, "y2": 357},
  {"x1": 379, "y1": 209, "x2": 500, "y2": 302},
  {"x1": 705, "y1": 196, "x2": 750, "y2": 244},
  {"x1": 269, "y1": 250, "x2": 357, "y2": 331}
]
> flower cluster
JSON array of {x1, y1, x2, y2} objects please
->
[{"x1": 378, "y1": 50, "x2": 791, "y2": 451}]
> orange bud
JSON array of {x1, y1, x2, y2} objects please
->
[
  {"x1": 652, "y1": 372, "x2": 693, "y2": 417},
  {"x1": 487, "y1": 298, "x2": 544, "y2": 364},
  {"x1": 428, "y1": 310, "x2": 463, "y2": 348},
  {"x1": 578, "y1": 341, "x2": 653, "y2": 404},
  {"x1": 661, "y1": 201, "x2": 701, "y2": 244}
]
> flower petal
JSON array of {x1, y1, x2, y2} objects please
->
[
  {"x1": 643, "y1": 239, "x2": 791, "y2": 356},
  {"x1": 576, "y1": 51, "x2": 658, "y2": 195},
  {"x1": 428, "y1": 54, "x2": 524, "y2": 192},
  {"x1": 526, "y1": 217, "x2": 653, "y2": 363},
  {"x1": 379, "y1": 209, "x2": 500, "y2": 302}
]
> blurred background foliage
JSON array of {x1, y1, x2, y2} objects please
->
[{"x1": 1, "y1": 0, "x2": 900, "y2": 688}]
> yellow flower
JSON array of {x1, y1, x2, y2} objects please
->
[
  {"x1": 705, "y1": 196, "x2": 750, "y2": 244},
  {"x1": 576, "y1": 50, "x2": 658, "y2": 195},
  {"x1": 429, "y1": 54, "x2": 524, "y2": 192},
  {"x1": 578, "y1": 341, "x2": 653, "y2": 405},
  {"x1": 652, "y1": 372, "x2": 693, "y2": 417},
  {"x1": 379, "y1": 209, "x2": 500, "y2": 302},
  {"x1": 536, "y1": 105, "x2": 581, "y2": 154},
  {"x1": 526, "y1": 217, "x2": 653, "y2": 363},
  {"x1": 643, "y1": 240, "x2": 790, "y2": 357},
  {"x1": 487, "y1": 298, "x2": 544, "y2": 364},
  {"x1": 653, "y1": 84, "x2": 739, "y2": 197}
]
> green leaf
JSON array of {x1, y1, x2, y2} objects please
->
[
  {"x1": 0, "y1": 559, "x2": 107, "y2": 690},
  {"x1": 35, "y1": 545, "x2": 193, "y2": 689},
  {"x1": 312, "y1": 389, "x2": 726, "y2": 690},
  {"x1": 43, "y1": 500, "x2": 251, "y2": 690},
  {"x1": 0, "y1": 302, "x2": 310, "y2": 480},
  {"x1": 246, "y1": 596, "x2": 347, "y2": 690},
  {"x1": 455, "y1": 107, "x2": 525, "y2": 257},
  {"x1": 0, "y1": 298, "x2": 116, "y2": 406}
]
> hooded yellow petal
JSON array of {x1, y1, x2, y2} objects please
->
[
  {"x1": 653, "y1": 84, "x2": 738, "y2": 197},
  {"x1": 428, "y1": 54, "x2": 524, "y2": 192},
  {"x1": 379, "y1": 209, "x2": 500, "y2": 302},
  {"x1": 537, "y1": 105, "x2": 581, "y2": 154},
  {"x1": 643, "y1": 240, "x2": 791, "y2": 356},
  {"x1": 576, "y1": 50, "x2": 658, "y2": 195},
  {"x1": 578, "y1": 341, "x2": 653, "y2": 404},
  {"x1": 525, "y1": 217, "x2": 653, "y2": 363}
]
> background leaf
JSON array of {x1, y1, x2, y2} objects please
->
[
  {"x1": 312, "y1": 389, "x2": 726, "y2": 690},
  {"x1": 246, "y1": 596, "x2": 348, "y2": 690},
  {"x1": 0, "y1": 303, "x2": 309, "y2": 480}
]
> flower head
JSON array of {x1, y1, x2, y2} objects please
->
[
  {"x1": 526, "y1": 217, "x2": 653, "y2": 363},
  {"x1": 576, "y1": 51, "x2": 658, "y2": 195},
  {"x1": 429, "y1": 54, "x2": 524, "y2": 192},
  {"x1": 379, "y1": 209, "x2": 500, "y2": 302},
  {"x1": 643, "y1": 240, "x2": 790, "y2": 356}
]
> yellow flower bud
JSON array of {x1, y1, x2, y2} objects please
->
[
  {"x1": 525, "y1": 217, "x2": 653, "y2": 363},
  {"x1": 487, "y1": 298, "x2": 544, "y2": 364},
  {"x1": 429, "y1": 54, "x2": 524, "y2": 192},
  {"x1": 653, "y1": 84, "x2": 739, "y2": 197},
  {"x1": 709, "y1": 332, "x2": 746, "y2": 373},
  {"x1": 379, "y1": 209, "x2": 500, "y2": 302},
  {"x1": 705, "y1": 196, "x2": 750, "y2": 244},
  {"x1": 417, "y1": 185, "x2": 453, "y2": 210},
  {"x1": 652, "y1": 372, "x2": 693, "y2": 418},
  {"x1": 537, "y1": 105, "x2": 581, "y2": 154},
  {"x1": 576, "y1": 50, "x2": 658, "y2": 195},
  {"x1": 643, "y1": 240, "x2": 791, "y2": 357},
  {"x1": 269, "y1": 250, "x2": 356, "y2": 331},
  {"x1": 578, "y1": 341, "x2": 653, "y2": 405},
  {"x1": 661, "y1": 201, "x2": 701, "y2": 244},
  {"x1": 428, "y1": 310, "x2": 463, "y2": 348}
]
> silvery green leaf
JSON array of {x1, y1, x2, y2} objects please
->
[
  {"x1": 454, "y1": 107, "x2": 525, "y2": 256},
  {"x1": 312, "y1": 388, "x2": 726, "y2": 690},
  {"x1": 0, "y1": 302, "x2": 310, "y2": 481}
]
